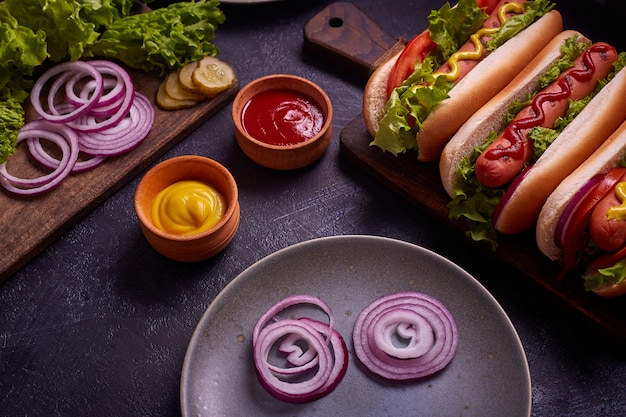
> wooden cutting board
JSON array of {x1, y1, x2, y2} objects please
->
[
  {"x1": 0, "y1": 67, "x2": 239, "y2": 282},
  {"x1": 306, "y1": 2, "x2": 626, "y2": 346}
]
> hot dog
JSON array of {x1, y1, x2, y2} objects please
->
[
  {"x1": 537, "y1": 121, "x2": 626, "y2": 297},
  {"x1": 440, "y1": 31, "x2": 626, "y2": 244},
  {"x1": 363, "y1": 0, "x2": 562, "y2": 162}
]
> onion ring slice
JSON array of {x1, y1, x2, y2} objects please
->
[
  {"x1": 30, "y1": 61, "x2": 104, "y2": 123},
  {"x1": 0, "y1": 120, "x2": 79, "y2": 195},
  {"x1": 252, "y1": 295, "x2": 347, "y2": 403},
  {"x1": 352, "y1": 291, "x2": 458, "y2": 381}
]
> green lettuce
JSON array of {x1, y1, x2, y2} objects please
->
[
  {"x1": 486, "y1": 0, "x2": 555, "y2": 51},
  {"x1": 371, "y1": 0, "x2": 554, "y2": 156},
  {"x1": 0, "y1": 99, "x2": 25, "y2": 164},
  {"x1": 585, "y1": 260, "x2": 626, "y2": 292},
  {"x1": 85, "y1": 0, "x2": 225, "y2": 75}
]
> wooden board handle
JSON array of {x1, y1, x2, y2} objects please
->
[{"x1": 303, "y1": 2, "x2": 405, "y2": 79}]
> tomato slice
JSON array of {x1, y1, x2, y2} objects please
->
[
  {"x1": 589, "y1": 245, "x2": 626, "y2": 270},
  {"x1": 560, "y1": 168, "x2": 626, "y2": 273},
  {"x1": 478, "y1": 0, "x2": 500, "y2": 14},
  {"x1": 386, "y1": 30, "x2": 435, "y2": 98},
  {"x1": 385, "y1": 0, "x2": 499, "y2": 99}
]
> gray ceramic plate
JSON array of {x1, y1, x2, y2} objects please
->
[{"x1": 180, "y1": 235, "x2": 531, "y2": 417}]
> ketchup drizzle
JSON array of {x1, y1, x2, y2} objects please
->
[{"x1": 483, "y1": 43, "x2": 611, "y2": 161}]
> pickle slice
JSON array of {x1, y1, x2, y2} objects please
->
[
  {"x1": 164, "y1": 70, "x2": 205, "y2": 102},
  {"x1": 191, "y1": 56, "x2": 235, "y2": 98},
  {"x1": 178, "y1": 61, "x2": 201, "y2": 93},
  {"x1": 156, "y1": 82, "x2": 200, "y2": 110}
]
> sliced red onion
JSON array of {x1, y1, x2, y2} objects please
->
[
  {"x1": 352, "y1": 292, "x2": 458, "y2": 381},
  {"x1": 1, "y1": 60, "x2": 154, "y2": 195},
  {"x1": 67, "y1": 67, "x2": 125, "y2": 109},
  {"x1": 30, "y1": 61, "x2": 104, "y2": 123},
  {"x1": 554, "y1": 174, "x2": 603, "y2": 249},
  {"x1": 492, "y1": 164, "x2": 534, "y2": 225},
  {"x1": 65, "y1": 62, "x2": 135, "y2": 133},
  {"x1": 77, "y1": 93, "x2": 153, "y2": 156},
  {"x1": 252, "y1": 295, "x2": 347, "y2": 403},
  {"x1": 0, "y1": 120, "x2": 79, "y2": 195},
  {"x1": 27, "y1": 138, "x2": 107, "y2": 173}
]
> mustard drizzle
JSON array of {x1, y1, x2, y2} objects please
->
[
  {"x1": 438, "y1": 2, "x2": 525, "y2": 81},
  {"x1": 607, "y1": 182, "x2": 626, "y2": 221}
]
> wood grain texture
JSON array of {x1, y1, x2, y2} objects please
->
[
  {"x1": 0, "y1": 67, "x2": 239, "y2": 281},
  {"x1": 303, "y1": 2, "x2": 405, "y2": 79},
  {"x1": 340, "y1": 114, "x2": 626, "y2": 347}
]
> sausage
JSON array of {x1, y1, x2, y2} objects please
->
[
  {"x1": 474, "y1": 42, "x2": 618, "y2": 188},
  {"x1": 590, "y1": 174, "x2": 626, "y2": 252}
]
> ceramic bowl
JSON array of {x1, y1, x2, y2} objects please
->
[
  {"x1": 134, "y1": 155, "x2": 240, "y2": 262},
  {"x1": 232, "y1": 74, "x2": 333, "y2": 170}
]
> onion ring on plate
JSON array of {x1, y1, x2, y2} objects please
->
[
  {"x1": 252, "y1": 295, "x2": 347, "y2": 403},
  {"x1": 0, "y1": 120, "x2": 79, "y2": 195},
  {"x1": 352, "y1": 291, "x2": 458, "y2": 381}
]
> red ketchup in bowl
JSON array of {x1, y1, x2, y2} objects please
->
[{"x1": 241, "y1": 89, "x2": 324, "y2": 146}]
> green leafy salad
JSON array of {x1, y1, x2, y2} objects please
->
[
  {"x1": 371, "y1": 0, "x2": 555, "y2": 157},
  {"x1": 0, "y1": 0, "x2": 225, "y2": 163}
]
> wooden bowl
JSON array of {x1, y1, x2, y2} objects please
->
[
  {"x1": 232, "y1": 74, "x2": 333, "y2": 170},
  {"x1": 134, "y1": 155, "x2": 240, "y2": 262}
]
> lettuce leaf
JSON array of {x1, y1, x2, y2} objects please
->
[
  {"x1": 428, "y1": 0, "x2": 489, "y2": 67},
  {"x1": 0, "y1": 0, "x2": 134, "y2": 62},
  {"x1": 486, "y1": 0, "x2": 555, "y2": 51},
  {"x1": 585, "y1": 260, "x2": 626, "y2": 291},
  {"x1": 85, "y1": 0, "x2": 225, "y2": 75},
  {"x1": 0, "y1": 99, "x2": 25, "y2": 163},
  {"x1": 371, "y1": 58, "x2": 453, "y2": 155}
]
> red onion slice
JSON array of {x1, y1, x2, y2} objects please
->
[
  {"x1": 27, "y1": 138, "x2": 107, "y2": 174},
  {"x1": 0, "y1": 120, "x2": 79, "y2": 195},
  {"x1": 66, "y1": 62, "x2": 135, "y2": 133},
  {"x1": 77, "y1": 93, "x2": 153, "y2": 156},
  {"x1": 2, "y1": 60, "x2": 154, "y2": 195},
  {"x1": 554, "y1": 174, "x2": 603, "y2": 249},
  {"x1": 352, "y1": 292, "x2": 458, "y2": 381},
  {"x1": 30, "y1": 61, "x2": 104, "y2": 123},
  {"x1": 252, "y1": 295, "x2": 346, "y2": 403},
  {"x1": 67, "y1": 67, "x2": 125, "y2": 108}
]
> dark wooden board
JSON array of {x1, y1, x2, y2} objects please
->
[
  {"x1": 0, "y1": 68, "x2": 239, "y2": 281},
  {"x1": 340, "y1": 115, "x2": 626, "y2": 347}
]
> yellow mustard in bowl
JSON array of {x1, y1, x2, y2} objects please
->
[{"x1": 151, "y1": 180, "x2": 226, "y2": 236}]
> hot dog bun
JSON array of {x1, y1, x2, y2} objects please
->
[
  {"x1": 440, "y1": 30, "x2": 585, "y2": 196},
  {"x1": 363, "y1": 51, "x2": 400, "y2": 139},
  {"x1": 362, "y1": 7, "x2": 563, "y2": 162}
]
